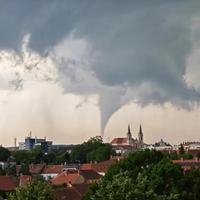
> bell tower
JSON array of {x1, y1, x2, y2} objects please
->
[{"x1": 127, "y1": 124, "x2": 132, "y2": 144}]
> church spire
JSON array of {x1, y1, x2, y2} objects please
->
[
  {"x1": 128, "y1": 124, "x2": 131, "y2": 135},
  {"x1": 127, "y1": 124, "x2": 132, "y2": 143},
  {"x1": 138, "y1": 124, "x2": 143, "y2": 146},
  {"x1": 139, "y1": 124, "x2": 142, "y2": 134}
]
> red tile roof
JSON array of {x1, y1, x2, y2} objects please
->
[
  {"x1": 42, "y1": 165, "x2": 63, "y2": 174},
  {"x1": 80, "y1": 157, "x2": 124, "y2": 174},
  {"x1": 29, "y1": 164, "x2": 45, "y2": 174},
  {"x1": 173, "y1": 159, "x2": 200, "y2": 171},
  {"x1": 19, "y1": 175, "x2": 32, "y2": 187},
  {"x1": 79, "y1": 170, "x2": 101, "y2": 180},
  {"x1": 51, "y1": 171, "x2": 80, "y2": 186},
  {"x1": 51, "y1": 169, "x2": 101, "y2": 186},
  {"x1": 80, "y1": 164, "x2": 92, "y2": 171},
  {"x1": 173, "y1": 159, "x2": 200, "y2": 164},
  {"x1": 54, "y1": 184, "x2": 91, "y2": 200},
  {"x1": 111, "y1": 137, "x2": 128, "y2": 145},
  {"x1": 54, "y1": 187, "x2": 81, "y2": 200},
  {"x1": 110, "y1": 156, "x2": 124, "y2": 161},
  {"x1": 81, "y1": 162, "x2": 114, "y2": 173},
  {"x1": 17, "y1": 164, "x2": 64, "y2": 175},
  {"x1": 72, "y1": 184, "x2": 91, "y2": 195},
  {"x1": 0, "y1": 176, "x2": 17, "y2": 191}
]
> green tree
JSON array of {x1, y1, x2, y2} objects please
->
[
  {"x1": 0, "y1": 146, "x2": 10, "y2": 161},
  {"x1": 71, "y1": 136, "x2": 114, "y2": 163},
  {"x1": 8, "y1": 178, "x2": 53, "y2": 200},
  {"x1": 19, "y1": 163, "x2": 30, "y2": 175},
  {"x1": 180, "y1": 169, "x2": 200, "y2": 200},
  {"x1": 0, "y1": 166, "x2": 5, "y2": 175},
  {"x1": 42, "y1": 151, "x2": 56, "y2": 164},
  {"x1": 179, "y1": 144, "x2": 185, "y2": 155},
  {"x1": 12, "y1": 147, "x2": 44, "y2": 164},
  {"x1": 5, "y1": 165, "x2": 16, "y2": 176},
  {"x1": 83, "y1": 150, "x2": 200, "y2": 200},
  {"x1": 71, "y1": 144, "x2": 86, "y2": 163},
  {"x1": 54, "y1": 151, "x2": 70, "y2": 164},
  {"x1": 12, "y1": 150, "x2": 30, "y2": 164},
  {"x1": 178, "y1": 153, "x2": 193, "y2": 160},
  {"x1": 30, "y1": 146, "x2": 43, "y2": 164},
  {"x1": 86, "y1": 144, "x2": 114, "y2": 162}
]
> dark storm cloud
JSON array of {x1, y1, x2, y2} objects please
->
[{"x1": 1, "y1": 0, "x2": 200, "y2": 133}]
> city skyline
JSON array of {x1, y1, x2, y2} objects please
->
[{"x1": 1, "y1": 1, "x2": 200, "y2": 146}]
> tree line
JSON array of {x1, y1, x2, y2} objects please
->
[
  {"x1": 83, "y1": 150, "x2": 200, "y2": 200},
  {"x1": 0, "y1": 136, "x2": 115, "y2": 176}
]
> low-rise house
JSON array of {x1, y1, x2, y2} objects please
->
[
  {"x1": 186, "y1": 149, "x2": 200, "y2": 158},
  {"x1": 54, "y1": 187, "x2": 81, "y2": 200},
  {"x1": 145, "y1": 139, "x2": 173, "y2": 153},
  {"x1": 80, "y1": 156, "x2": 123, "y2": 176},
  {"x1": 154, "y1": 139, "x2": 172, "y2": 151},
  {"x1": 0, "y1": 161, "x2": 16, "y2": 170},
  {"x1": 19, "y1": 175, "x2": 32, "y2": 186},
  {"x1": 51, "y1": 169, "x2": 101, "y2": 186},
  {"x1": 63, "y1": 163, "x2": 80, "y2": 171},
  {"x1": 0, "y1": 176, "x2": 17, "y2": 191},
  {"x1": 53, "y1": 184, "x2": 91, "y2": 200},
  {"x1": 72, "y1": 184, "x2": 91, "y2": 196},
  {"x1": 51, "y1": 170, "x2": 83, "y2": 186},
  {"x1": 17, "y1": 164, "x2": 65, "y2": 180},
  {"x1": 41, "y1": 165, "x2": 64, "y2": 180},
  {"x1": 172, "y1": 142, "x2": 200, "y2": 158},
  {"x1": 174, "y1": 142, "x2": 200, "y2": 151},
  {"x1": 29, "y1": 164, "x2": 45, "y2": 175},
  {"x1": 173, "y1": 158, "x2": 200, "y2": 171},
  {"x1": 80, "y1": 170, "x2": 101, "y2": 184}
]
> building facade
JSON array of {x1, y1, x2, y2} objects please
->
[
  {"x1": 19, "y1": 135, "x2": 52, "y2": 152},
  {"x1": 111, "y1": 125, "x2": 144, "y2": 155}
]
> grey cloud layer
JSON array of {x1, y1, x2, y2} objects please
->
[{"x1": 1, "y1": 1, "x2": 200, "y2": 133}]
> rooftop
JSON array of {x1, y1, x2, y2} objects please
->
[{"x1": 0, "y1": 176, "x2": 17, "y2": 191}]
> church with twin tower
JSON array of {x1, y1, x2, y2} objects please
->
[{"x1": 111, "y1": 125, "x2": 144, "y2": 155}]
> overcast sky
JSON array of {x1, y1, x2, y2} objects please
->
[{"x1": 0, "y1": 1, "x2": 200, "y2": 146}]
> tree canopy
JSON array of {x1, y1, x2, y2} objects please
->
[
  {"x1": 12, "y1": 146, "x2": 71, "y2": 165},
  {"x1": 82, "y1": 150, "x2": 200, "y2": 200},
  {"x1": 11, "y1": 137, "x2": 112, "y2": 165},
  {"x1": 8, "y1": 178, "x2": 53, "y2": 200},
  {"x1": 71, "y1": 136, "x2": 115, "y2": 163},
  {"x1": 0, "y1": 146, "x2": 10, "y2": 161}
]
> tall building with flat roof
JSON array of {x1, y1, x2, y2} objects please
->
[{"x1": 19, "y1": 135, "x2": 52, "y2": 152}]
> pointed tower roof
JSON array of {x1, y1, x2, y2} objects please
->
[
  {"x1": 128, "y1": 124, "x2": 131, "y2": 134},
  {"x1": 139, "y1": 124, "x2": 143, "y2": 134},
  {"x1": 127, "y1": 124, "x2": 132, "y2": 140}
]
